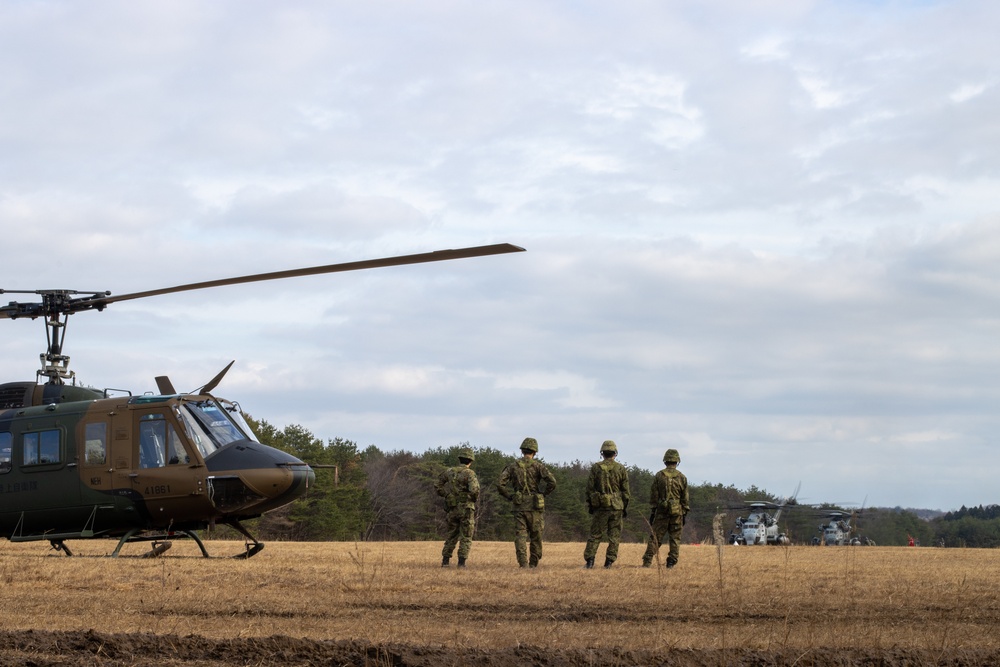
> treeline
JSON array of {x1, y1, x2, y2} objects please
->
[
  {"x1": 239, "y1": 418, "x2": 994, "y2": 548},
  {"x1": 933, "y1": 505, "x2": 1000, "y2": 548}
]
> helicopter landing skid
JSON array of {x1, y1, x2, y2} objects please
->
[
  {"x1": 111, "y1": 529, "x2": 211, "y2": 558},
  {"x1": 49, "y1": 539, "x2": 74, "y2": 557},
  {"x1": 226, "y1": 520, "x2": 265, "y2": 559}
]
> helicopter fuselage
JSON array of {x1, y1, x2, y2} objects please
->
[
  {"x1": 818, "y1": 517, "x2": 855, "y2": 546},
  {"x1": 730, "y1": 510, "x2": 791, "y2": 546},
  {"x1": 0, "y1": 381, "x2": 314, "y2": 550}
]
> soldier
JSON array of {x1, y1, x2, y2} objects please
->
[
  {"x1": 435, "y1": 447, "x2": 480, "y2": 568},
  {"x1": 584, "y1": 440, "x2": 631, "y2": 569},
  {"x1": 497, "y1": 437, "x2": 558, "y2": 568},
  {"x1": 641, "y1": 448, "x2": 689, "y2": 569}
]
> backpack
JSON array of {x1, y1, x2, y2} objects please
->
[
  {"x1": 658, "y1": 468, "x2": 683, "y2": 515},
  {"x1": 589, "y1": 461, "x2": 620, "y2": 510},
  {"x1": 437, "y1": 467, "x2": 460, "y2": 510}
]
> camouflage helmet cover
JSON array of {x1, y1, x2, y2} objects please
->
[
  {"x1": 663, "y1": 448, "x2": 681, "y2": 464},
  {"x1": 520, "y1": 437, "x2": 539, "y2": 453},
  {"x1": 600, "y1": 439, "x2": 618, "y2": 454},
  {"x1": 458, "y1": 447, "x2": 475, "y2": 462}
]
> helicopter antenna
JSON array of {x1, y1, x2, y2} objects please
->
[{"x1": 0, "y1": 243, "x2": 524, "y2": 385}]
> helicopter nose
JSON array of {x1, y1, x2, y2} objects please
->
[{"x1": 204, "y1": 440, "x2": 315, "y2": 516}]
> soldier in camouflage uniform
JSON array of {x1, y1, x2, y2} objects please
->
[
  {"x1": 497, "y1": 437, "x2": 558, "y2": 568},
  {"x1": 435, "y1": 447, "x2": 480, "y2": 568},
  {"x1": 641, "y1": 448, "x2": 689, "y2": 569},
  {"x1": 584, "y1": 440, "x2": 631, "y2": 569}
]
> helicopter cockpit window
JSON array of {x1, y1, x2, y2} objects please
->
[
  {"x1": 138, "y1": 414, "x2": 191, "y2": 469},
  {"x1": 23, "y1": 429, "x2": 61, "y2": 466},
  {"x1": 221, "y1": 400, "x2": 260, "y2": 443},
  {"x1": 180, "y1": 400, "x2": 249, "y2": 457},
  {"x1": 84, "y1": 422, "x2": 107, "y2": 465},
  {"x1": 0, "y1": 432, "x2": 11, "y2": 473}
]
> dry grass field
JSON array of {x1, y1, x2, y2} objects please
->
[{"x1": 1, "y1": 537, "x2": 999, "y2": 665}]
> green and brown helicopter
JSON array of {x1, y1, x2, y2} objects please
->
[{"x1": 0, "y1": 243, "x2": 523, "y2": 558}]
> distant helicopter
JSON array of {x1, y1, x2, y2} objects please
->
[
  {"x1": 728, "y1": 483, "x2": 800, "y2": 546},
  {"x1": 813, "y1": 510, "x2": 872, "y2": 546},
  {"x1": 0, "y1": 243, "x2": 524, "y2": 558}
]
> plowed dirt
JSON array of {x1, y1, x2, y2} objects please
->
[{"x1": 3, "y1": 629, "x2": 998, "y2": 666}]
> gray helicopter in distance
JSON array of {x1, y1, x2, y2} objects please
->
[
  {"x1": 813, "y1": 510, "x2": 874, "y2": 546},
  {"x1": 728, "y1": 483, "x2": 801, "y2": 546}
]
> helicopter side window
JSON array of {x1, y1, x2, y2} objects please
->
[
  {"x1": 23, "y1": 429, "x2": 61, "y2": 466},
  {"x1": 139, "y1": 414, "x2": 191, "y2": 468},
  {"x1": 84, "y1": 422, "x2": 107, "y2": 465},
  {"x1": 139, "y1": 420, "x2": 165, "y2": 469},
  {"x1": 0, "y1": 432, "x2": 11, "y2": 473},
  {"x1": 166, "y1": 424, "x2": 190, "y2": 465}
]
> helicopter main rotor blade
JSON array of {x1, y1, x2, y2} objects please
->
[
  {"x1": 67, "y1": 243, "x2": 525, "y2": 313},
  {"x1": 198, "y1": 360, "x2": 235, "y2": 395}
]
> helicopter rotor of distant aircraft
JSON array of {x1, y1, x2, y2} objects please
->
[{"x1": 0, "y1": 243, "x2": 524, "y2": 558}]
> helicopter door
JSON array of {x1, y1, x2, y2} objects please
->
[
  {"x1": 6, "y1": 424, "x2": 84, "y2": 533},
  {"x1": 131, "y1": 411, "x2": 212, "y2": 529},
  {"x1": 78, "y1": 419, "x2": 134, "y2": 520}
]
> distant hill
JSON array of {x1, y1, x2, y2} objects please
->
[{"x1": 884, "y1": 507, "x2": 945, "y2": 521}]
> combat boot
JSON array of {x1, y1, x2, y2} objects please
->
[
  {"x1": 603, "y1": 558, "x2": 614, "y2": 569},
  {"x1": 666, "y1": 559, "x2": 677, "y2": 569},
  {"x1": 441, "y1": 556, "x2": 450, "y2": 567},
  {"x1": 584, "y1": 558, "x2": 595, "y2": 569},
  {"x1": 457, "y1": 557, "x2": 467, "y2": 568}
]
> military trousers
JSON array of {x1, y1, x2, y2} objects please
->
[
  {"x1": 642, "y1": 513, "x2": 683, "y2": 567},
  {"x1": 442, "y1": 506, "x2": 476, "y2": 560},
  {"x1": 513, "y1": 510, "x2": 545, "y2": 567},
  {"x1": 583, "y1": 509, "x2": 623, "y2": 563}
]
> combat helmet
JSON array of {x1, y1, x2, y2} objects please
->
[
  {"x1": 458, "y1": 447, "x2": 475, "y2": 463},
  {"x1": 663, "y1": 448, "x2": 681, "y2": 465},
  {"x1": 600, "y1": 440, "x2": 618, "y2": 454},
  {"x1": 520, "y1": 437, "x2": 539, "y2": 453}
]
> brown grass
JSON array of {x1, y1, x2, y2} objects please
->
[{"x1": 1, "y1": 538, "x2": 998, "y2": 655}]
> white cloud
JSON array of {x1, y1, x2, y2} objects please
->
[
  {"x1": 949, "y1": 82, "x2": 988, "y2": 103},
  {"x1": 1, "y1": 0, "x2": 999, "y2": 511}
]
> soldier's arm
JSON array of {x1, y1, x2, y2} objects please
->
[
  {"x1": 620, "y1": 466, "x2": 631, "y2": 504},
  {"x1": 543, "y1": 465, "x2": 557, "y2": 495},
  {"x1": 468, "y1": 470, "x2": 481, "y2": 500},
  {"x1": 434, "y1": 470, "x2": 448, "y2": 497},
  {"x1": 586, "y1": 465, "x2": 599, "y2": 496},
  {"x1": 496, "y1": 466, "x2": 512, "y2": 499}
]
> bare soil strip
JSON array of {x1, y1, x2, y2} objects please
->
[{"x1": 5, "y1": 629, "x2": 1000, "y2": 666}]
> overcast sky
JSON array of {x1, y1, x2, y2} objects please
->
[{"x1": 2, "y1": 1, "x2": 998, "y2": 511}]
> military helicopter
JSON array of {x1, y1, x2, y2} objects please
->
[
  {"x1": 728, "y1": 483, "x2": 800, "y2": 546},
  {"x1": 814, "y1": 509, "x2": 871, "y2": 546},
  {"x1": 0, "y1": 243, "x2": 524, "y2": 558}
]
